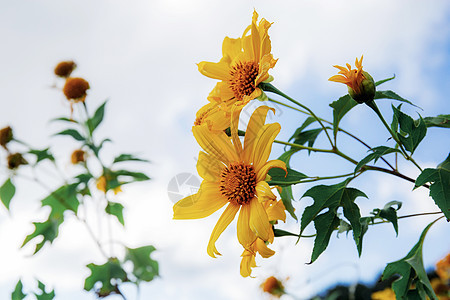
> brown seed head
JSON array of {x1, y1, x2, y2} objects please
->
[
  {"x1": 71, "y1": 149, "x2": 85, "y2": 164},
  {"x1": 63, "y1": 77, "x2": 90, "y2": 101},
  {"x1": 54, "y1": 61, "x2": 77, "y2": 78},
  {"x1": 0, "y1": 126, "x2": 13, "y2": 149},
  {"x1": 7, "y1": 153, "x2": 27, "y2": 170}
]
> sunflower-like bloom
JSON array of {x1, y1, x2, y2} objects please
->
[
  {"x1": 198, "y1": 11, "x2": 277, "y2": 114},
  {"x1": 329, "y1": 56, "x2": 375, "y2": 104},
  {"x1": 174, "y1": 106, "x2": 286, "y2": 257}
]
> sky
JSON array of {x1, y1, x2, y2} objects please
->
[{"x1": 0, "y1": 0, "x2": 449, "y2": 299}]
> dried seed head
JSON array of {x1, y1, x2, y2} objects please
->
[
  {"x1": 63, "y1": 77, "x2": 90, "y2": 101},
  {"x1": 54, "y1": 61, "x2": 77, "y2": 78},
  {"x1": 7, "y1": 153, "x2": 27, "y2": 169},
  {"x1": 71, "y1": 149, "x2": 85, "y2": 164},
  {"x1": 0, "y1": 126, "x2": 13, "y2": 149}
]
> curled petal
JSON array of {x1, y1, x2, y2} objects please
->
[
  {"x1": 207, "y1": 203, "x2": 240, "y2": 258},
  {"x1": 266, "y1": 200, "x2": 286, "y2": 223},
  {"x1": 255, "y1": 238, "x2": 275, "y2": 258},
  {"x1": 255, "y1": 181, "x2": 276, "y2": 203},
  {"x1": 249, "y1": 198, "x2": 272, "y2": 242},
  {"x1": 257, "y1": 159, "x2": 286, "y2": 182}
]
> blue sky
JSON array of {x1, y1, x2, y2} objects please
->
[{"x1": 0, "y1": 0, "x2": 449, "y2": 299}]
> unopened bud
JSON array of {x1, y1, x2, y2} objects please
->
[
  {"x1": 348, "y1": 71, "x2": 376, "y2": 104},
  {"x1": 0, "y1": 126, "x2": 13, "y2": 149}
]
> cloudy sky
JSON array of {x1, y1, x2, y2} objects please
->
[{"x1": 0, "y1": 0, "x2": 449, "y2": 299}]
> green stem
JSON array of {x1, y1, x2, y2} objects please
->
[
  {"x1": 366, "y1": 100, "x2": 423, "y2": 172},
  {"x1": 370, "y1": 211, "x2": 443, "y2": 226},
  {"x1": 274, "y1": 140, "x2": 333, "y2": 154},
  {"x1": 261, "y1": 82, "x2": 334, "y2": 147},
  {"x1": 363, "y1": 165, "x2": 429, "y2": 188},
  {"x1": 270, "y1": 172, "x2": 356, "y2": 186}
]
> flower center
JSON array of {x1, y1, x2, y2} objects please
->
[
  {"x1": 229, "y1": 61, "x2": 259, "y2": 101},
  {"x1": 220, "y1": 163, "x2": 256, "y2": 205}
]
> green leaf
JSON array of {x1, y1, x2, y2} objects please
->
[
  {"x1": 300, "y1": 180, "x2": 367, "y2": 261},
  {"x1": 0, "y1": 178, "x2": 15, "y2": 210},
  {"x1": 374, "y1": 90, "x2": 419, "y2": 108},
  {"x1": 382, "y1": 217, "x2": 442, "y2": 300},
  {"x1": 391, "y1": 105, "x2": 427, "y2": 154},
  {"x1": 113, "y1": 170, "x2": 150, "y2": 181},
  {"x1": 22, "y1": 217, "x2": 63, "y2": 253},
  {"x1": 113, "y1": 154, "x2": 149, "y2": 164},
  {"x1": 310, "y1": 210, "x2": 340, "y2": 263},
  {"x1": 330, "y1": 94, "x2": 358, "y2": 138},
  {"x1": 375, "y1": 75, "x2": 395, "y2": 86},
  {"x1": 11, "y1": 280, "x2": 26, "y2": 300},
  {"x1": 84, "y1": 258, "x2": 128, "y2": 297},
  {"x1": 35, "y1": 281, "x2": 55, "y2": 300},
  {"x1": 41, "y1": 184, "x2": 79, "y2": 218},
  {"x1": 267, "y1": 167, "x2": 307, "y2": 186},
  {"x1": 125, "y1": 246, "x2": 159, "y2": 283},
  {"x1": 290, "y1": 128, "x2": 324, "y2": 154},
  {"x1": 273, "y1": 229, "x2": 299, "y2": 237},
  {"x1": 54, "y1": 129, "x2": 85, "y2": 141},
  {"x1": 278, "y1": 186, "x2": 297, "y2": 221},
  {"x1": 415, "y1": 154, "x2": 450, "y2": 220},
  {"x1": 106, "y1": 202, "x2": 124, "y2": 226},
  {"x1": 87, "y1": 101, "x2": 107, "y2": 134},
  {"x1": 354, "y1": 146, "x2": 402, "y2": 173},
  {"x1": 422, "y1": 114, "x2": 450, "y2": 128},
  {"x1": 288, "y1": 116, "x2": 317, "y2": 142},
  {"x1": 372, "y1": 201, "x2": 402, "y2": 235},
  {"x1": 50, "y1": 117, "x2": 78, "y2": 124},
  {"x1": 28, "y1": 148, "x2": 55, "y2": 163}
]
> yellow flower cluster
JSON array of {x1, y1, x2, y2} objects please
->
[{"x1": 173, "y1": 11, "x2": 287, "y2": 277}]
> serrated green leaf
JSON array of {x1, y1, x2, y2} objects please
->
[
  {"x1": 374, "y1": 90, "x2": 419, "y2": 108},
  {"x1": 310, "y1": 211, "x2": 340, "y2": 263},
  {"x1": 54, "y1": 129, "x2": 85, "y2": 141},
  {"x1": 300, "y1": 180, "x2": 367, "y2": 261},
  {"x1": 392, "y1": 105, "x2": 427, "y2": 154},
  {"x1": 422, "y1": 114, "x2": 450, "y2": 128},
  {"x1": 382, "y1": 217, "x2": 442, "y2": 300},
  {"x1": 0, "y1": 178, "x2": 15, "y2": 210},
  {"x1": 330, "y1": 94, "x2": 358, "y2": 138},
  {"x1": 28, "y1": 148, "x2": 55, "y2": 163},
  {"x1": 267, "y1": 167, "x2": 307, "y2": 186},
  {"x1": 125, "y1": 246, "x2": 159, "y2": 283},
  {"x1": 35, "y1": 281, "x2": 55, "y2": 300},
  {"x1": 290, "y1": 128, "x2": 324, "y2": 154},
  {"x1": 113, "y1": 154, "x2": 149, "y2": 164},
  {"x1": 415, "y1": 154, "x2": 450, "y2": 220},
  {"x1": 11, "y1": 280, "x2": 26, "y2": 300},
  {"x1": 106, "y1": 202, "x2": 124, "y2": 226},
  {"x1": 22, "y1": 217, "x2": 62, "y2": 253},
  {"x1": 84, "y1": 258, "x2": 128, "y2": 297},
  {"x1": 354, "y1": 146, "x2": 402, "y2": 173},
  {"x1": 87, "y1": 101, "x2": 107, "y2": 134},
  {"x1": 375, "y1": 75, "x2": 395, "y2": 86},
  {"x1": 41, "y1": 184, "x2": 79, "y2": 218}
]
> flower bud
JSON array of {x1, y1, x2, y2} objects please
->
[
  {"x1": 0, "y1": 126, "x2": 13, "y2": 149},
  {"x1": 261, "y1": 276, "x2": 285, "y2": 298},
  {"x1": 63, "y1": 77, "x2": 90, "y2": 101},
  {"x1": 54, "y1": 61, "x2": 77, "y2": 78},
  {"x1": 347, "y1": 71, "x2": 376, "y2": 104},
  {"x1": 7, "y1": 153, "x2": 27, "y2": 169}
]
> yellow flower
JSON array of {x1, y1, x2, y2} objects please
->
[
  {"x1": 329, "y1": 56, "x2": 376, "y2": 104},
  {"x1": 71, "y1": 149, "x2": 85, "y2": 164},
  {"x1": 436, "y1": 253, "x2": 450, "y2": 283},
  {"x1": 194, "y1": 102, "x2": 231, "y2": 133},
  {"x1": 261, "y1": 276, "x2": 286, "y2": 298},
  {"x1": 173, "y1": 106, "x2": 286, "y2": 257},
  {"x1": 371, "y1": 288, "x2": 396, "y2": 300},
  {"x1": 198, "y1": 11, "x2": 277, "y2": 113}
]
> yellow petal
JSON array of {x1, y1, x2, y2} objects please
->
[
  {"x1": 255, "y1": 181, "x2": 276, "y2": 203},
  {"x1": 257, "y1": 159, "x2": 286, "y2": 182},
  {"x1": 198, "y1": 60, "x2": 231, "y2": 80},
  {"x1": 207, "y1": 203, "x2": 240, "y2": 258},
  {"x1": 251, "y1": 19, "x2": 261, "y2": 62},
  {"x1": 252, "y1": 123, "x2": 281, "y2": 172},
  {"x1": 173, "y1": 182, "x2": 228, "y2": 220},
  {"x1": 240, "y1": 249, "x2": 256, "y2": 277},
  {"x1": 266, "y1": 200, "x2": 286, "y2": 222},
  {"x1": 249, "y1": 198, "x2": 272, "y2": 241},
  {"x1": 328, "y1": 74, "x2": 349, "y2": 83},
  {"x1": 222, "y1": 37, "x2": 242, "y2": 60},
  {"x1": 237, "y1": 203, "x2": 257, "y2": 248},
  {"x1": 196, "y1": 151, "x2": 224, "y2": 181},
  {"x1": 255, "y1": 238, "x2": 275, "y2": 258},
  {"x1": 242, "y1": 106, "x2": 274, "y2": 163},
  {"x1": 193, "y1": 125, "x2": 239, "y2": 164},
  {"x1": 230, "y1": 105, "x2": 243, "y2": 157}
]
